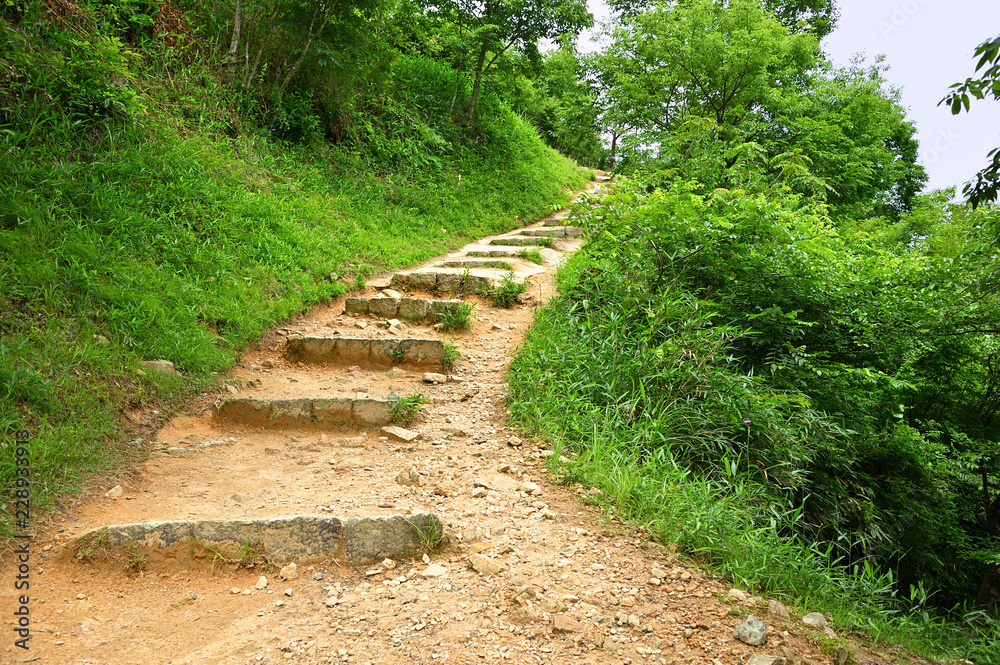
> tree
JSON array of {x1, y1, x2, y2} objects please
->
[
  {"x1": 607, "y1": 0, "x2": 838, "y2": 38},
  {"x1": 941, "y1": 35, "x2": 1000, "y2": 211},
  {"x1": 590, "y1": 0, "x2": 818, "y2": 165},
  {"x1": 421, "y1": 0, "x2": 592, "y2": 124},
  {"x1": 761, "y1": 59, "x2": 927, "y2": 221}
]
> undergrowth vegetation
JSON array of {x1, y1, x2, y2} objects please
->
[
  {"x1": 0, "y1": 0, "x2": 587, "y2": 530},
  {"x1": 510, "y1": 180, "x2": 1000, "y2": 661}
]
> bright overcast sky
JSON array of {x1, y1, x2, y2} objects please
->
[{"x1": 578, "y1": 0, "x2": 1000, "y2": 193}]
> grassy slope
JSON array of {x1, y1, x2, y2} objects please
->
[{"x1": 0, "y1": 110, "x2": 589, "y2": 527}]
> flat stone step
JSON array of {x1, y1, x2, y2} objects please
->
[
  {"x1": 344, "y1": 296, "x2": 468, "y2": 322},
  {"x1": 287, "y1": 336, "x2": 444, "y2": 369},
  {"x1": 488, "y1": 237, "x2": 552, "y2": 247},
  {"x1": 217, "y1": 396, "x2": 395, "y2": 428},
  {"x1": 436, "y1": 259, "x2": 515, "y2": 270},
  {"x1": 390, "y1": 271, "x2": 495, "y2": 293},
  {"x1": 464, "y1": 248, "x2": 525, "y2": 258},
  {"x1": 518, "y1": 226, "x2": 583, "y2": 238},
  {"x1": 66, "y1": 512, "x2": 443, "y2": 568}
]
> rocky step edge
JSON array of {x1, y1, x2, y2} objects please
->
[
  {"x1": 344, "y1": 295, "x2": 470, "y2": 322},
  {"x1": 436, "y1": 259, "x2": 516, "y2": 270},
  {"x1": 386, "y1": 268, "x2": 539, "y2": 294},
  {"x1": 217, "y1": 395, "x2": 399, "y2": 428},
  {"x1": 517, "y1": 226, "x2": 582, "y2": 238},
  {"x1": 64, "y1": 512, "x2": 444, "y2": 570},
  {"x1": 286, "y1": 336, "x2": 446, "y2": 371},
  {"x1": 487, "y1": 236, "x2": 557, "y2": 247}
]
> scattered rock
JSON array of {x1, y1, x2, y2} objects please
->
[
  {"x1": 420, "y1": 564, "x2": 448, "y2": 578},
  {"x1": 835, "y1": 646, "x2": 850, "y2": 665},
  {"x1": 141, "y1": 359, "x2": 180, "y2": 375},
  {"x1": 334, "y1": 457, "x2": 365, "y2": 470},
  {"x1": 551, "y1": 616, "x2": 584, "y2": 633},
  {"x1": 519, "y1": 480, "x2": 540, "y2": 495},
  {"x1": 382, "y1": 425, "x2": 421, "y2": 442},
  {"x1": 802, "y1": 612, "x2": 828, "y2": 628},
  {"x1": 768, "y1": 599, "x2": 790, "y2": 620},
  {"x1": 733, "y1": 615, "x2": 768, "y2": 646},
  {"x1": 386, "y1": 367, "x2": 404, "y2": 379},
  {"x1": 381, "y1": 289, "x2": 402, "y2": 300},
  {"x1": 255, "y1": 576, "x2": 268, "y2": 590},
  {"x1": 471, "y1": 486, "x2": 487, "y2": 498},
  {"x1": 468, "y1": 554, "x2": 503, "y2": 576},
  {"x1": 538, "y1": 596, "x2": 567, "y2": 613},
  {"x1": 423, "y1": 373, "x2": 448, "y2": 384},
  {"x1": 225, "y1": 384, "x2": 239, "y2": 395},
  {"x1": 474, "y1": 474, "x2": 519, "y2": 492},
  {"x1": 507, "y1": 435, "x2": 522, "y2": 447},
  {"x1": 336, "y1": 435, "x2": 367, "y2": 449},
  {"x1": 395, "y1": 467, "x2": 424, "y2": 487},
  {"x1": 279, "y1": 563, "x2": 298, "y2": 581},
  {"x1": 104, "y1": 485, "x2": 124, "y2": 499},
  {"x1": 726, "y1": 588, "x2": 749, "y2": 603},
  {"x1": 746, "y1": 656, "x2": 786, "y2": 665},
  {"x1": 313, "y1": 573, "x2": 324, "y2": 581},
  {"x1": 781, "y1": 647, "x2": 803, "y2": 665},
  {"x1": 469, "y1": 542, "x2": 492, "y2": 555},
  {"x1": 261, "y1": 359, "x2": 274, "y2": 369},
  {"x1": 382, "y1": 558, "x2": 396, "y2": 570}
]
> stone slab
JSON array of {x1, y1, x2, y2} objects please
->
[{"x1": 69, "y1": 512, "x2": 443, "y2": 569}]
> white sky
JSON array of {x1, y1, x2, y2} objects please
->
[{"x1": 577, "y1": 0, "x2": 1000, "y2": 193}]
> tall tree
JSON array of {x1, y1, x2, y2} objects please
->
[
  {"x1": 591, "y1": 0, "x2": 818, "y2": 156},
  {"x1": 607, "y1": 0, "x2": 838, "y2": 38},
  {"x1": 422, "y1": 0, "x2": 592, "y2": 124}
]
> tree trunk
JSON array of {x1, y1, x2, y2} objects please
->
[
  {"x1": 226, "y1": 0, "x2": 243, "y2": 84},
  {"x1": 609, "y1": 131, "x2": 619, "y2": 170},
  {"x1": 977, "y1": 564, "x2": 1000, "y2": 616},
  {"x1": 977, "y1": 458, "x2": 1000, "y2": 616},
  {"x1": 449, "y1": 68, "x2": 463, "y2": 116},
  {"x1": 277, "y1": 5, "x2": 330, "y2": 104},
  {"x1": 466, "y1": 42, "x2": 489, "y2": 125}
]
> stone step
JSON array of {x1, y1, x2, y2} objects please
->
[
  {"x1": 436, "y1": 259, "x2": 515, "y2": 270},
  {"x1": 517, "y1": 226, "x2": 583, "y2": 238},
  {"x1": 463, "y1": 248, "x2": 525, "y2": 258},
  {"x1": 390, "y1": 271, "x2": 494, "y2": 293},
  {"x1": 217, "y1": 396, "x2": 396, "y2": 428},
  {"x1": 344, "y1": 296, "x2": 468, "y2": 322},
  {"x1": 488, "y1": 237, "x2": 552, "y2": 247},
  {"x1": 287, "y1": 336, "x2": 445, "y2": 369},
  {"x1": 66, "y1": 512, "x2": 443, "y2": 568}
]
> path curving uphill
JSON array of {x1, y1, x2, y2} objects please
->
[{"x1": 0, "y1": 173, "x2": 921, "y2": 665}]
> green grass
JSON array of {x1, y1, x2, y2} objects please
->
[
  {"x1": 0, "y1": 109, "x2": 588, "y2": 534},
  {"x1": 518, "y1": 248, "x2": 544, "y2": 264},
  {"x1": 390, "y1": 392, "x2": 429, "y2": 426},
  {"x1": 442, "y1": 342, "x2": 461, "y2": 372},
  {"x1": 482, "y1": 270, "x2": 529, "y2": 308},
  {"x1": 434, "y1": 301, "x2": 473, "y2": 332},
  {"x1": 508, "y1": 252, "x2": 1000, "y2": 665}
]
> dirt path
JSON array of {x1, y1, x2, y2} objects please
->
[{"x1": 1, "y1": 177, "x2": 920, "y2": 665}]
